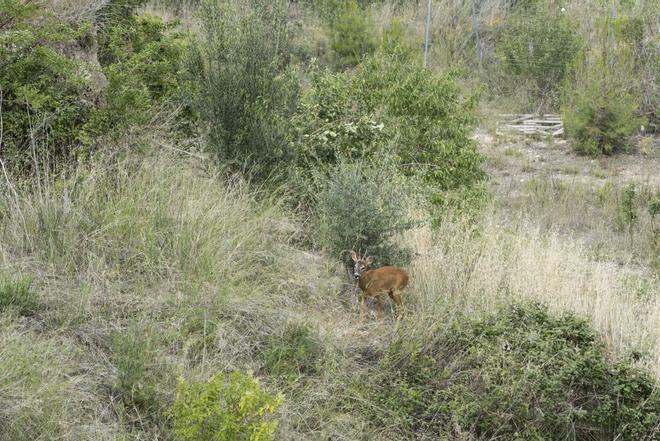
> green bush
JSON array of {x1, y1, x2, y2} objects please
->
[
  {"x1": 0, "y1": 0, "x2": 188, "y2": 166},
  {"x1": 169, "y1": 371, "x2": 284, "y2": 441},
  {"x1": 365, "y1": 303, "x2": 660, "y2": 439},
  {"x1": 264, "y1": 321, "x2": 323, "y2": 380},
  {"x1": 618, "y1": 183, "x2": 638, "y2": 234},
  {"x1": 0, "y1": 274, "x2": 37, "y2": 316},
  {"x1": 186, "y1": 0, "x2": 299, "y2": 179},
  {"x1": 429, "y1": 183, "x2": 491, "y2": 224},
  {"x1": 379, "y1": 18, "x2": 416, "y2": 61},
  {"x1": 293, "y1": 52, "x2": 484, "y2": 204},
  {"x1": 650, "y1": 197, "x2": 660, "y2": 218},
  {"x1": 0, "y1": 0, "x2": 95, "y2": 164},
  {"x1": 96, "y1": 0, "x2": 151, "y2": 65},
  {"x1": 84, "y1": 6, "x2": 188, "y2": 139},
  {"x1": 310, "y1": 158, "x2": 415, "y2": 267},
  {"x1": 495, "y1": 6, "x2": 581, "y2": 111},
  {"x1": 650, "y1": 196, "x2": 660, "y2": 270},
  {"x1": 613, "y1": 14, "x2": 659, "y2": 132},
  {"x1": 562, "y1": 20, "x2": 645, "y2": 155},
  {"x1": 329, "y1": 0, "x2": 376, "y2": 69}
]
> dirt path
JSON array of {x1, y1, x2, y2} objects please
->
[{"x1": 476, "y1": 131, "x2": 660, "y2": 189}]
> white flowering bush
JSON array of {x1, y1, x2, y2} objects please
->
[{"x1": 292, "y1": 53, "x2": 484, "y2": 197}]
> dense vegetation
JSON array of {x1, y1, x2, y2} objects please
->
[{"x1": 1, "y1": 0, "x2": 658, "y2": 440}]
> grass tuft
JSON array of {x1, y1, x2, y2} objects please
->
[{"x1": 0, "y1": 274, "x2": 37, "y2": 316}]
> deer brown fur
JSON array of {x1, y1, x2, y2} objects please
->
[{"x1": 350, "y1": 250, "x2": 409, "y2": 321}]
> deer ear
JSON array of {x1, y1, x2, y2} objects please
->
[
  {"x1": 350, "y1": 250, "x2": 358, "y2": 262},
  {"x1": 365, "y1": 256, "x2": 374, "y2": 265}
]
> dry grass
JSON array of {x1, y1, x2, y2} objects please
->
[
  {"x1": 0, "y1": 313, "x2": 121, "y2": 441},
  {"x1": 1, "y1": 138, "x2": 658, "y2": 439},
  {"x1": 47, "y1": 0, "x2": 108, "y2": 23},
  {"x1": 416, "y1": 131, "x2": 660, "y2": 377},
  {"x1": 140, "y1": 0, "x2": 201, "y2": 29},
  {"x1": 479, "y1": 131, "x2": 660, "y2": 267},
  {"x1": 407, "y1": 215, "x2": 660, "y2": 375},
  {"x1": 0, "y1": 148, "x2": 347, "y2": 439},
  {"x1": 367, "y1": 0, "x2": 507, "y2": 71}
]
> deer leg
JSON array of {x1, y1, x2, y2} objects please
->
[
  {"x1": 376, "y1": 295, "x2": 384, "y2": 321},
  {"x1": 392, "y1": 291, "x2": 404, "y2": 320},
  {"x1": 359, "y1": 293, "x2": 366, "y2": 322},
  {"x1": 387, "y1": 290, "x2": 395, "y2": 316}
]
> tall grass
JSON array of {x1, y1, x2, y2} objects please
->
[
  {"x1": 408, "y1": 211, "x2": 660, "y2": 375},
  {"x1": 1, "y1": 146, "x2": 658, "y2": 439},
  {"x1": 493, "y1": 176, "x2": 660, "y2": 267},
  {"x1": 0, "y1": 148, "x2": 344, "y2": 438},
  {"x1": 1, "y1": 152, "x2": 288, "y2": 288},
  {"x1": 47, "y1": 0, "x2": 108, "y2": 23},
  {"x1": 0, "y1": 315, "x2": 109, "y2": 441}
]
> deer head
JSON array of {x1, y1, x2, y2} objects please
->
[{"x1": 350, "y1": 250, "x2": 373, "y2": 280}]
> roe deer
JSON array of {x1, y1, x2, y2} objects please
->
[{"x1": 350, "y1": 250, "x2": 409, "y2": 321}]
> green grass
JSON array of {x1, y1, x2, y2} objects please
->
[
  {"x1": 263, "y1": 321, "x2": 324, "y2": 380},
  {"x1": 0, "y1": 274, "x2": 37, "y2": 315}
]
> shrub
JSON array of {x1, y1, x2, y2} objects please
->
[
  {"x1": 650, "y1": 196, "x2": 660, "y2": 218},
  {"x1": 310, "y1": 158, "x2": 415, "y2": 267},
  {"x1": 429, "y1": 183, "x2": 491, "y2": 224},
  {"x1": 0, "y1": 0, "x2": 188, "y2": 166},
  {"x1": 365, "y1": 303, "x2": 660, "y2": 439},
  {"x1": 186, "y1": 0, "x2": 299, "y2": 180},
  {"x1": 169, "y1": 371, "x2": 284, "y2": 441},
  {"x1": 0, "y1": 0, "x2": 95, "y2": 164},
  {"x1": 619, "y1": 183, "x2": 638, "y2": 234},
  {"x1": 379, "y1": 18, "x2": 416, "y2": 61},
  {"x1": 650, "y1": 196, "x2": 660, "y2": 270},
  {"x1": 495, "y1": 6, "x2": 581, "y2": 111},
  {"x1": 84, "y1": 5, "x2": 188, "y2": 140},
  {"x1": 96, "y1": 0, "x2": 151, "y2": 65},
  {"x1": 0, "y1": 274, "x2": 37, "y2": 316},
  {"x1": 562, "y1": 20, "x2": 645, "y2": 155},
  {"x1": 293, "y1": 53, "x2": 484, "y2": 205},
  {"x1": 264, "y1": 321, "x2": 323, "y2": 380},
  {"x1": 613, "y1": 14, "x2": 659, "y2": 132},
  {"x1": 329, "y1": 0, "x2": 376, "y2": 68}
]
